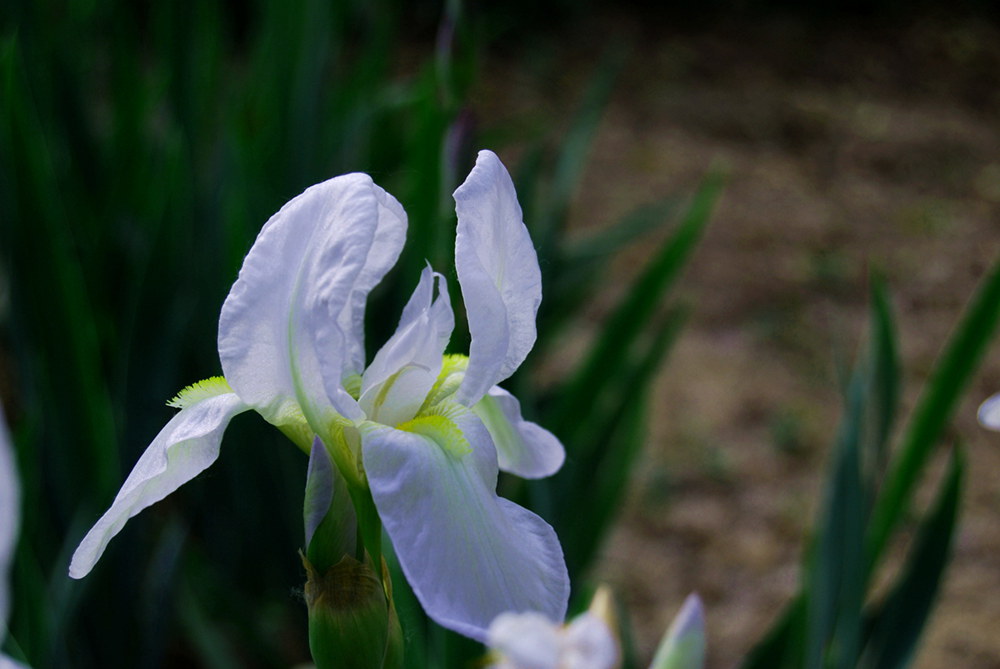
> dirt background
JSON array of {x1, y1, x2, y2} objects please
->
[{"x1": 477, "y1": 11, "x2": 1000, "y2": 668}]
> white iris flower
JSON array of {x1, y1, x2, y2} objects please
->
[
  {"x1": 69, "y1": 150, "x2": 569, "y2": 641},
  {"x1": 486, "y1": 593, "x2": 705, "y2": 669}
]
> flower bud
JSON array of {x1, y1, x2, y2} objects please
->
[
  {"x1": 649, "y1": 594, "x2": 705, "y2": 669},
  {"x1": 302, "y1": 552, "x2": 394, "y2": 669}
]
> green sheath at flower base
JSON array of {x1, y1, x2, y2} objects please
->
[{"x1": 302, "y1": 553, "x2": 399, "y2": 669}]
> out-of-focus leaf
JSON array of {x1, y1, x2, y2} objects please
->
[
  {"x1": 542, "y1": 199, "x2": 680, "y2": 347},
  {"x1": 805, "y1": 368, "x2": 866, "y2": 669},
  {"x1": 859, "y1": 447, "x2": 964, "y2": 669},
  {"x1": 557, "y1": 308, "x2": 687, "y2": 577},
  {"x1": 738, "y1": 595, "x2": 807, "y2": 669},
  {"x1": 867, "y1": 254, "x2": 1000, "y2": 571},
  {"x1": 550, "y1": 172, "x2": 723, "y2": 445},
  {"x1": 534, "y1": 45, "x2": 627, "y2": 257},
  {"x1": 864, "y1": 278, "x2": 900, "y2": 482}
]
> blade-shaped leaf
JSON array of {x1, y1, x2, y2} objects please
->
[
  {"x1": 805, "y1": 367, "x2": 866, "y2": 669},
  {"x1": 867, "y1": 254, "x2": 1000, "y2": 571},
  {"x1": 859, "y1": 447, "x2": 964, "y2": 669},
  {"x1": 550, "y1": 172, "x2": 723, "y2": 444}
]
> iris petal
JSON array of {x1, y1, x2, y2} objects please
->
[
  {"x1": 473, "y1": 387, "x2": 565, "y2": 479},
  {"x1": 361, "y1": 404, "x2": 569, "y2": 641},
  {"x1": 68, "y1": 392, "x2": 249, "y2": 579},
  {"x1": 488, "y1": 611, "x2": 562, "y2": 668},
  {"x1": 218, "y1": 175, "x2": 405, "y2": 429},
  {"x1": 454, "y1": 150, "x2": 542, "y2": 407},
  {"x1": 360, "y1": 266, "x2": 454, "y2": 426}
]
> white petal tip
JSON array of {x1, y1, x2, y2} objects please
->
[{"x1": 978, "y1": 393, "x2": 1000, "y2": 430}]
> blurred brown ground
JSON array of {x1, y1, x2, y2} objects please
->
[{"x1": 476, "y1": 11, "x2": 1000, "y2": 668}]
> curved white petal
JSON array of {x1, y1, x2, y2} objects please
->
[
  {"x1": 487, "y1": 611, "x2": 562, "y2": 669},
  {"x1": 977, "y1": 392, "x2": 1000, "y2": 430},
  {"x1": 454, "y1": 150, "x2": 542, "y2": 406},
  {"x1": 359, "y1": 267, "x2": 454, "y2": 426},
  {"x1": 0, "y1": 404, "x2": 18, "y2": 633},
  {"x1": 68, "y1": 393, "x2": 249, "y2": 579},
  {"x1": 361, "y1": 405, "x2": 569, "y2": 641},
  {"x1": 473, "y1": 387, "x2": 565, "y2": 479},
  {"x1": 342, "y1": 187, "x2": 408, "y2": 374},
  {"x1": 218, "y1": 175, "x2": 405, "y2": 428}
]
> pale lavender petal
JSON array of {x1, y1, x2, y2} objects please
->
[
  {"x1": 359, "y1": 266, "x2": 453, "y2": 426},
  {"x1": 68, "y1": 393, "x2": 249, "y2": 579},
  {"x1": 361, "y1": 405, "x2": 569, "y2": 641},
  {"x1": 472, "y1": 387, "x2": 564, "y2": 479},
  {"x1": 977, "y1": 392, "x2": 1000, "y2": 430},
  {"x1": 454, "y1": 150, "x2": 542, "y2": 407},
  {"x1": 218, "y1": 175, "x2": 405, "y2": 428}
]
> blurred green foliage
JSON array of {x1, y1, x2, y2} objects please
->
[
  {"x1": 0, "y1": 0, "x2": 713, "y2": 666},
  {"x1": 741, "y1": 261, "x2": 1000, "y2": 669}
]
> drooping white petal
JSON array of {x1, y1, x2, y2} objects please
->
[
  {"x1": 68, "y1": 393, "x2": 249, "y2": 579},
  {"x1": 361, "y1": 405, "x2": 569, "y2": 641},
  {"x1": 454, "y1": 150, "x2": 542, "y2": 406},
  {"x1": 218, "y1": 175, "x2": 405, "y2": 429},
  {"x1": 472, "y1": 387, "x2": 565, "y2": 479},
  {"x1": 359, "y1": 267, "x2": 454, "y2": 426},
  {"x1": 0, "y1": 403, "x2": 18, "y2": 634},
  {"x1": 650, "y1": 594, "x2": 706, "y2": 669},
  {"x1": 977, "y1": 392, "x2": 1000, "y2": 430},
  {"x1": 487, "y1": 611, "x2": 562, "y2": 669}
]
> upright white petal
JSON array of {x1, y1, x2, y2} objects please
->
[
  {"x1": 218, "y1": 175, "x2": 406, "y2": 429},
  {"x1": 359, "y1": 266, "x2": 454, "y2": 426},
  {"x1": 977, "y1": 392, "x2": 1000, "y2": 430},
  {"x1": 69, "y1": 393, "x2": 249, "y2": 579},
  {"x1": 454, "y1": 150, "x2": 542, "y2": 407},
  {"x1": 361, "y1": 405, "x2": 569, "y2": 641},
  {"x1": 0, "y1": 403, "x2": 18, "y2": 636},
  {"x1": 473, "y1": 387, "x2": 565, "y2": 479},
  {"x1": 341, "y1": 187, "x2": 408, "y2": 374}
]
